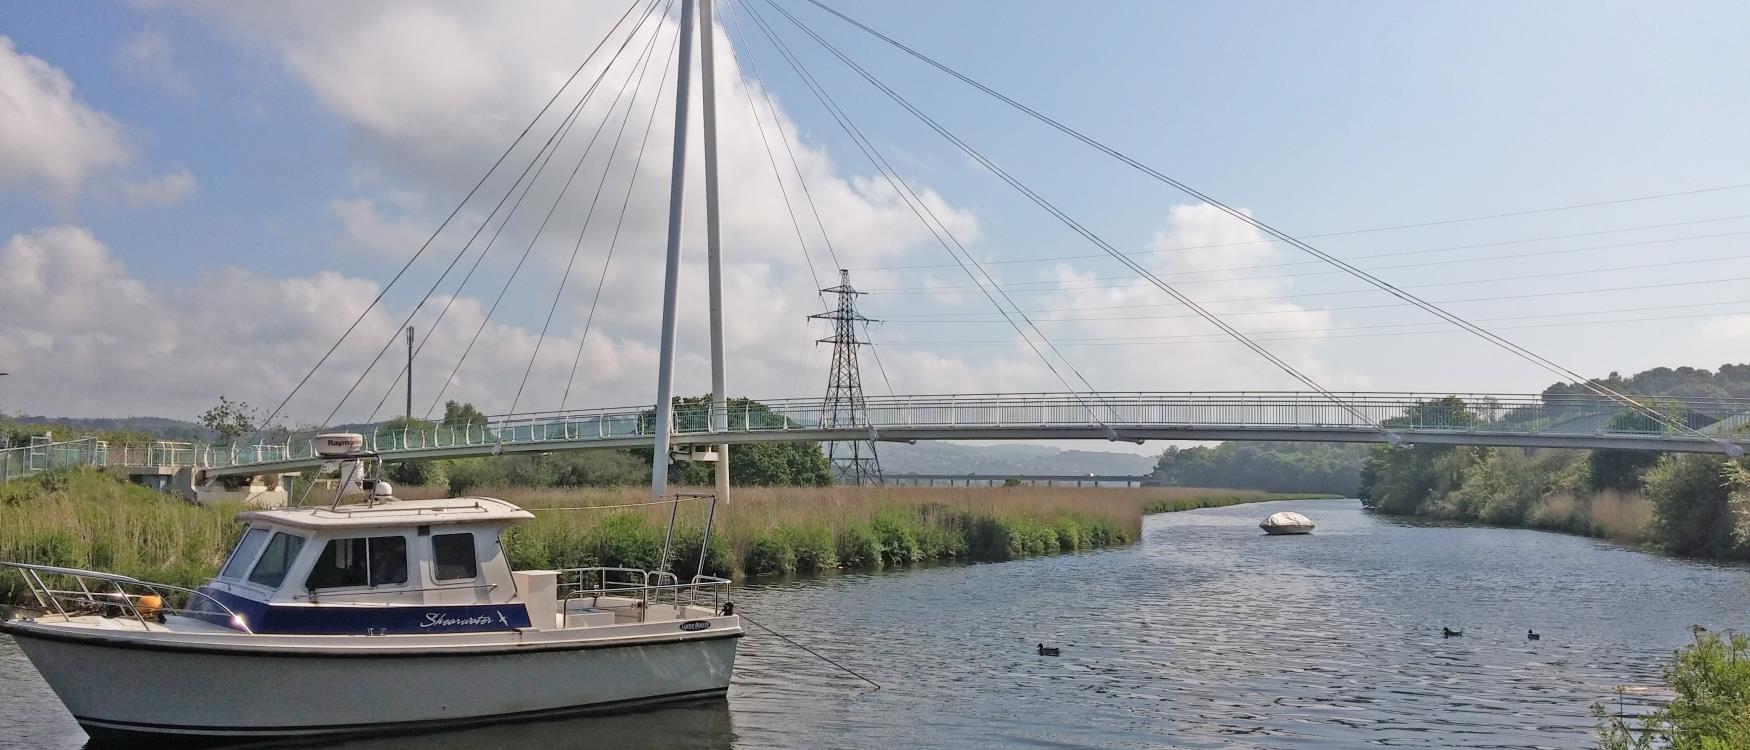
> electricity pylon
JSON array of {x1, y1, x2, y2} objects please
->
[{"x1": 809, "y1": 270, "x2": 883, "y2": 485}]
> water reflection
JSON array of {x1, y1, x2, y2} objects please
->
[{"x1": 110, "y1": 699, "x2": 738, "y2": 750}]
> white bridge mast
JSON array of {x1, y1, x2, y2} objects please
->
[{"x1": 651, "y1": 0, "x2": 727, "y2": 498}]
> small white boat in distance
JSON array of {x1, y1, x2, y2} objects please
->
[
  {"x1": 1260, "y1": 511, "x2": 1316, "y2": 535},
  {"x1": 1, "y1": 480, "x2": 739, "y2": 741}
]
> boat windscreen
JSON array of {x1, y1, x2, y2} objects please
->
[
  {"x1": 247, "y1": 532, "x2": 306, "y2": 589},
  {"x1": 219, "y1": 528, "x2": 270, "y2": 580}
]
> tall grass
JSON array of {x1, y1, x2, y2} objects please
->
[
  {"x1": 0, "y1": 472, "x2": 1299, "y2": 601},
  {"x1": 0, "y1": 469, "x2": 241, "y2": 603},
  {"x1": 403, "y1": 484, "x2": 1147, "y2": 578}
]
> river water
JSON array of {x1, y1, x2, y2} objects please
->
[{"x1": 3, "y1": 498, "x2": 1745, "y2": 749}]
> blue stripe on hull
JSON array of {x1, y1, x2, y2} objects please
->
[{"x1": 194, "y1": 587, "x2": 531, "y2": 635}]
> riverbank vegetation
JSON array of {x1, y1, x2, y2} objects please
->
[
  {"x1": 1357, "y1": 365, "x2": 1750, "y2": 560},
  {"x1": 1595, "y1": 630, "x2": 1750, "y2": 750},
  {"x1": 0, "y1": 470, "x2": 1304, "y2": 602},
  {"x1": 396, "y1": 484, "x2": 1146, "y2": 577},
  {"x1": 0, "y1": 469, "x2": 240, "y2": 603},
  {"x1": 1139, "y1": 490, "x2": 1340, "y2": 514},
  {"x1": 1153, "y1": 442, "x2": 1368, "y2": 496}
]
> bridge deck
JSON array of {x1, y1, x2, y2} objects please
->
[{"x1": 6, "y1": 392, "x2": 1746, "y2": 480}]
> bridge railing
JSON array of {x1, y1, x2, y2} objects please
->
[{"x1": 26, "y1": 391, "x2": 1749, "y2": 477}]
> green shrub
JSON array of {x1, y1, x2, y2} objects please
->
[
  {"x1": 1596, "y1": 631, "x2": 1750, "y2": 749},
  {"x1": 868, "y1": 510, "x2": 921, "y2": 565},
  {"x1": 835, "y1": 525, "x2": 884, "y2": 568},
  {"x1": 744, "y1": 536, "x2": 797, "y2": 577},
  {"x1": 782, "y1": 525, "x2": 837, "y2": 572}
]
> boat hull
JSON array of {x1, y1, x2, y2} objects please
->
[
  {"x1": 4, "y1": 622, "x2": 738, "y2": 739},
  {"x1": 1261, "y1": 526, "x2": 1313, "y2": 535}
]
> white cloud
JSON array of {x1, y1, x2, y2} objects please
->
[
  {"x1": 114, "y1": 29, "x2": 191, "y2": 95},
  {"x1": 0, "y1": 35, "x2": 130, "y2": 198},
  {"x1": 1034, "y1": 203, "x2": 1355, "y2": 391},
  {"x1": 121, "y1": 168, "x2": 198, "y2": 207},
  {"x1": 329, "y1": 198, "x2": 428, "y2": 259},
  {"x1": 127, "y1": 4, "x2": 996, "y2": 411}
]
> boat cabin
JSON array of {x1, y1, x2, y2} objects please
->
[{"x1": 195, "y1": 497, "x2": 537, "y2": 634}]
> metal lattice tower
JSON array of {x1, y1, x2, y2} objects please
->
[{"x1": 809, "y1": 269, "x2": 883, "y2": 485}]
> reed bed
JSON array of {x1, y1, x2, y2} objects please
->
[
  {"x1": 0, "y1": 469, "x2": 241, "y2": 603},
  {"x1": 400, "y1": 484, "x2": 1153, "y2": 578},
  {"x1": 0, "y1": 470, "x2": 1300, "y2": 603}
]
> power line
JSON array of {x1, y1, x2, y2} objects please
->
[
  {"x1": 890, "y1": 308, "x2": 1750, "y2": 348},
  {"x1": 853, "y1": 212, "x2": 1750, "y2": 273},
  {"x1": 859, "y1": 229, "x2": 1750, "y2": 293},
  {"x1": 864, "y1": 252, "x2": 1750, "y2": 297},
  {"x1": 885, "y1": 296, "x2": 1750, "y2": 327},
  {"x1": 875, "y1": 274, "x2": 1750, "y2": 319},
  {"x1": 892, "y1": 300, "x2": 1750, "y2": 344}
]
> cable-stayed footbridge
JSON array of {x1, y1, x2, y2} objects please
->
[
  {"x1": 11, "y1": 1, "x2": 1749, "y2": 494},
  {"x1": 8, "y1": 391, "x2": 1747, "y2": 483}
]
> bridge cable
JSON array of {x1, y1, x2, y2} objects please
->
[
  {"x1": 786, "y1": 0, "x2": 1732, "y2": 451},
  {"x1": 719, "y1": 3, "x2": 894, "y2": 397},
  {"x1": 559, "y1": 8, "x2": 691, "y2": 414},
  {"x1": 754, "y1": 0, "x2": 1390, "y2": 433},
  {"x1": 320, "y1": 0, "x2": 667, "y2": 428},
  {"x1": 249, "y1": 0, "x2": 652, "y2": 440},
  {"x1": 424, "y1": 0, "x2": 680, "y2": 420},
  {"x1": 718, "y1": 3, "x2": 840, "y2": 401},
  {"x1": 322, "y1": 0, "x2": 671, "y2": 429},
  {"x1": 732, "y1": 1, "x2": 1120, "y2": 428},
  {"x1": 360, "y1": 0, "x2": 671, "y2": 426},
  {"x1": 508, "y1": 2, "x2": 681, "y2": 420}
]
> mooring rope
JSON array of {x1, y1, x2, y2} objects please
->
[{"x1": 739, "y1": 612, "x2": 882, "y2": 691}]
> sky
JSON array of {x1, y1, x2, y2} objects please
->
[{"x1": 2, "y1": 0, "x2": 1749, "y2": 454}]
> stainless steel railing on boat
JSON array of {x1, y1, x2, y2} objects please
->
[
  {"x1": 555, "y1": 567, "x2": 732, "y2": 624},
  {"x1": 0, "y1": 562, "x2": 253, "y2": 634}
]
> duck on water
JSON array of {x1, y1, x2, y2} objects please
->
[{"x1": 0, "y1": 452, "x2": 740, "y2": 741}]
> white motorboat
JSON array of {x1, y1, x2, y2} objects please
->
[
  {"x1": 1, "y1": 479, "x2": 739, "y2": 741},
  {"x1": 1260, "y1": 511, "x2": 1316, "y2": 535}
]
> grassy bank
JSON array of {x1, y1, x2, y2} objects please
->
[
  {"x1": 400, "y1": 484, "x2": 1147, "y2": 578},
  {"x1": 1139, "y1": 490, "x2": 1342, "y2": 514},
  {"x1": 0, "y1": 469, "x2": 242, "y2": 602},
  {"x1": 0, "y1": 471, "x2": 1319, "y2": 599}
]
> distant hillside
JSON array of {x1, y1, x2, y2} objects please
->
[
  {"x1": 1542, "y1": 363, "x2": 1750, "y2": 400},
  {"x1": 2, "y1": 415, "x2": 214, "y2": 443},
  {"x1": 877, "y1": 442, "x2": 1155, "y2": 476}
]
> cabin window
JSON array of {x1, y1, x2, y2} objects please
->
[
  {"x1": 304, "y1": 536, "x2": 409, "y2": 590},
  {"x1": 219, "y1": 528, "x2": 270, "y2": 580},
  {"x1": 247, "y1": 532, "x2": 306, "y2": 589},
  {"x1": 431, "y1": 533, "x2": 478, "y2": 581}
]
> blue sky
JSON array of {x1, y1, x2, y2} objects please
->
[{"x1": 2, "y1": 1, "x2": 1748, "y2": 439}]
